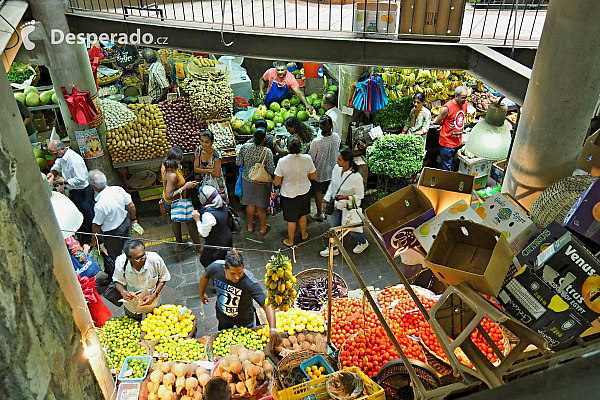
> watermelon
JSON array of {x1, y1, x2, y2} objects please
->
[
  {"x1": 298, "y1": 104, "x2": 306, "y2": 111},
  {"x1": 281, "y1": 99, "x2": 291, "y2": 109},
  {"x1": 36, "y1": 158, "x2": 47, "y2": 170},
  {"x1": 267, "y1": 120, "x2": 275, "y2": 131},
  {"x1": 297, "y1": 111, "x2": 309, "y2": 121},
  {"x1": 290, "y1": 96, "x2": 300, "y2": 106},
  {"x1": 14, "y1": 92, "x2": 26, "y2": 103},
  {"x1": 26, "y1": 93, "x2": 40, "y2": 107},
  {"x1": 273, "y1": 115, "x2": 284, "y2": 125},
  {"x1": 319, "y1": 108, "x2": 325, "y2": 115},
  {"x1": 270, "y1": 102, "x2": 281, "y2": 112},
  {"x1": 33, "y1": 149, "x2": 44, "y2": 158},
  {"x1": 252, "y1": 113, "x2": 262, "y2": 123},
  {"x1": 24, "y1": 86, "x2": 39, "y2": 96},
  {"x1": 313, "y1": 99, "x2": 322, "y2": 109},
  {"x1": 265, "y1": 110, "x2": 275, "y2": 120},
  {"x1": 40, "y1": 90, "x2": 54, "y2": 105},
  {"x1": 329, "y1": 85, "x2": 338, "y2": 92}
]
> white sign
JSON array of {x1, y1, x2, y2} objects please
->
[
  {"x1": 369, "y1": 125, "x2": 384, "y2": 140},
  {"x1": 342, "y1": 106, "x2": 354, "y2": 116}
]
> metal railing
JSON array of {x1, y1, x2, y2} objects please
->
[{"x1": 66, "y1": 0, "x2": 547, "y2": 45}]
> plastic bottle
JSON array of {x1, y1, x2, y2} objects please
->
[{"x1": 318, "y1": 65, "x2": 324, "y2": 79}]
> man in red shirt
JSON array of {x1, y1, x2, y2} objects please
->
[
  {"x1": 433, "y1": 86, "x2": 469, "y2": 171},
  {"x1": 259, "y1": 61, "x2": 313, "y2": 112}
]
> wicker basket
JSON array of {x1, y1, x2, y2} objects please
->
[
  {"x1": 529, "y1": 175, "x2": 597, "y2": 229},
  {"x1": 293, "y1": 269, "x2": 349, "y2": 310},
  {"x1": 277, "y1": 350, "x2": 337, "y2": 389},
  {"x1": 98, "y1": 69, "x2": 122, "y2": 86}
]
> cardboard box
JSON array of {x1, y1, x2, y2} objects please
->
[
  {"x1": 353, "y1": 2, "x2": 398, "y2": 38},
  {"x1": 533, "y1": 232, "x2": 600, "y2": 324},
  {"x1": 563, "y1": 179, "x2": 600, "y2": 245},
  {"x1": 576, "y1": 129, "x2": 600, "y2": 176},
  {"x1": 399, "y1": 0, "x2": 466, "y2": 39},
  {"x1": 478, "y1": 192, "x2": 539, "y2": 254},
  {"x1": 490, "y1": 159, "x2": 506, "y2": 184},
  {"x1": 457, "y1": 152, "x2": 493, "y2": 178},
  {"x1": 474, "y1": 175, "x2": 488, "y2": 190},
  {"x1": 424, "y1": 220, "x2": 514, "y2": 296},
  {"x1": 138, "y1": 186, "x2": 163, "y2": 201},
  {"x1": 415, "y1": 200, "x2": 484, "y2": 252},
  {"x1": 418, "y1": 168, "x2": 475, "y2": 214},
  {"x1": 498, "y1": 267, "x2": 591, "y2": 351},
  {"x1": 365, "y1": 185, "x2": 435, "y2": 258}
]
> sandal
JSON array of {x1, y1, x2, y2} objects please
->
[
  {"x1": 260, "y1": 224, "x2": 271, "y2": 236},
  {"x1": 247, "y1": 223, "x2": 254, "y2": 233},
  {"x1": 301, "y1": 232, "x2": 309, "y2": 241},
  {"x1": 282, "y1": 239, "x2": 294, "y2": 248}
]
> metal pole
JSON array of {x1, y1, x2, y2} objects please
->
[{"x1": 326, "y1": 233, "x2": 335, "y2": 349}]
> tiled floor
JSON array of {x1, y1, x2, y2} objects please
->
[{"x1": 101, "y1": 194, "x2": 410, "y2": 337}]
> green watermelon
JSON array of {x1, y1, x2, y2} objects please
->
[
  {"x1": 329, "y1": 85, "x2": 338, "y2": 92},
  {"x1": 36, "y1": 158, "x2": 47, "y2": 170},
  {"x1": 273, "y1": 115, "x2": 284, "y2": 125},
  {"x1": 281, "y1": 99, "x2": 290, "y2": 109},
  {"x1": 26, "y1": 93, "x2": 40, "y2": 107},
  {"x1": 40, "y1": 90, "x2": 54, "y2": 105},
  {"x1": 267, "y1": 120, "x2": 275, "y2": 130},
  {"x1": 298, "y1": 104, "x2": 306, "y2": 111},
  {"x1": 33, "y1": 149, "x2": 44, "y2": 158},
  {"x1": 313, "y1": 99, "x2": 322, "y2": 109},
  {"x1": 270, "y1": 102, "x2": 281, "y2": 112},
  {"x1": 24, "y1": 86, "x2": 38, "y2": 96},
  {"x1": 290, "y1": 96, "x2": 300, "y2": 106},
  {"x1": 319, "y1": 108, "x2": 325, "y2": 115},
  {"x1": 297, "y1": 111, "x2": 309, "y2": 121},
  {"x1": 14, "y1": 92, "x2": 25, "y2": 103}
]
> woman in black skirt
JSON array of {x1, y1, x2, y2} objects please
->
[{"x1": 274, "y1": 137, "x2": 317, "y2": 247}]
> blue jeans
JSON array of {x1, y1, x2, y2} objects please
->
[
  {"x1": 439, "y1": 146, "x2": 457, "y2": 171},
  {"x1": 330, "y1": 209, "x2": 367, "y2": 244}
]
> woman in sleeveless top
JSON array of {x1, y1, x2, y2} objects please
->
[
  {"x1": 161, "y1": 147, "x2": 202, "y2": 254},
  {"x1": 192, "y1": 186, "x2": 232, "y2": 268},
  {"x1": 194, "y1": 130, "x2": 229, "y2": 204}
]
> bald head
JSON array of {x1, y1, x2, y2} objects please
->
[
  {"x1": 322, "y1": 93, "x2": 337, "y2": 110},
  {"x1": 48, "y1": 140, "x2": 67, "y2": 158}
]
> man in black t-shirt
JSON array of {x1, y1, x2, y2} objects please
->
[
  {"x1": 199, "y1": 250, "x2": 281, "y2": 346},
  {"x1": 113, "y1": 43, "x2": 141, "y2": 71}
]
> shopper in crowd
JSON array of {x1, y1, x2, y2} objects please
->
[
  {"x1": 259, "y1": 61, "x2": 313, "y2": 112},
  {"x1": 433, "y1": 86, "x2": 469, "y2": 171},
  {"x1": 320, "y1": 147, "x2": 369, "y2": 256},
  {"x1": 275, "y1": 116, "x2": 314, "y2": 155},
  {"x1": 194, "y1": 130, "x2": 229, "y2": 204},
  {"x1": 141, "y1": 48, "x2": 170, "y2": 104},
  {"x1": 199, "y1": 250, "x2": 281, "y2": 346},
  {"x1": 113, "y1": 42, "x2": 141, "y2": 72},
  {"x1": 47, "y1": 140, "x2": 94, "y2": 244},
  {"x1": 16, "y1": 99, "x2": 37, "y2": 143},
  {"x1": 236, "y1": 127, "x2": 275, "y2": 236},
  {"x1": 113, "y1": 239, "x2": 171, "y2": 321},
  {"x1": 310, "y1": 92, "x2": 343, "y2": 136},
  {"x1": 308, "y1": 115, "x2": 341, "y2": 221},
  {"x1": 205, "y1": 377, "x2": 231, "y2": 400},
  {"x1": 161, "y1": 147, "x2": 203, "y2": 254},
  {"x1": 274, "y1": 137, "x2": 317, "y2": 247},
  {"x1": 402, "y1": 93, "x2": 432, "y2": 148},
  {"x1": 192, "y1": 185, "x2": 232, "y2": 268},
  {"x1": 88, "y1": 170, "x2": 137, "y2": 262}
]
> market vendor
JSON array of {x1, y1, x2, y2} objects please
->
[
  {"x1": 113, "y1": 239, "x2": 171, "y2": 321},
  {"x1": 113, "y1": 42, "x2": 141, "y2": 72},
  {"x1": 309, "y1": 92, "x2": 343, "y2": 136},
  {"x1": 433, "y1": 86, "x2": 469, "y2": 171},
  {"x1": 141, "y1": 48, "x2": 170, "y2": 103},
  {"x1": 199, "y1": 250, "x2": 281, "y2": 346},
  {"x1": 259, "y1": 61, "x2": 313, "y2": 112}
]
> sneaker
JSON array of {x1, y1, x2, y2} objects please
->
[
  {"x1": 353, "y1": 241, "x2": 369, "y2": 254},
  {"x1": 311, "y1": 213, "x2": 325, "y2": 222},
  {"x1": 320, "y1": 247, "x2": 339, "y2": 257}
]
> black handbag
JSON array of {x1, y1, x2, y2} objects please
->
[
  {"x1": 324, "y1": 174, "x2": 352, "y2": 215},
  {"x1": 103, "y1": 282, "x2": 123, "y2": 307},
  {"x1": 227, "y1": 206, "x2": 243, "y2": 234}
]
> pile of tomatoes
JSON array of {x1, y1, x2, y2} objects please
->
[{"x1": 378, "y1": 286, "x2": 437, "y2": 335}]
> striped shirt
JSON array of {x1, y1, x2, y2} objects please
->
[
  {"x1": 112, "y1": 252, "x2": 171, "y2": 293},
  {"x1": 147, "y1": 61, "x2": 170, "y2": 102}
]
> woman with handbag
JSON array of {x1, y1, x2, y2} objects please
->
[
  {"x1": 236, "y1": 127, "x2": 275, "y2": 236},
  {"x1": 274, "y1": 137, "x2": 317, "y2": 247},
  {"x1": 191, "y1": 186, "x2": 233, "y2": 268},
  {"x1": 319, "y1": 147, "x2": 369, "y2": 257},
  {"x1": 161, "y1": 147, "x2": 202, "y2": 254},
  {"x1": 194, "y1": 130, "x2": 229, "y2": 204}
]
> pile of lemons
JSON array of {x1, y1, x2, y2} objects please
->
[
  {"x1": 306, "y1": 365, "x2": 326, "y2": 380},
  {"x1": 263, "y1": 308, "x2": 326, "y2": 336},
  {"x1": 141, "y1": 304, "x2": 195, "y2": 340}
]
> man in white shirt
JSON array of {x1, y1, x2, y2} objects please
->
[
  {"x1": 113, "y1": 239, "x2": 170, "y2": 320},
  {"x1": 311, "y1": 93, "x2": 343, "y2": 137},
  {"x1": 47, "y1": 140, "x2": 94, "y2": 243},
  {"x1": 89, "y1": 170, "x2": 137, "y2": 262}
]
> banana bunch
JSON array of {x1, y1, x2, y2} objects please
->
[
  {"x1": 433, "y1": 70, "x2": 452, "y2": 80},
  {"x1": 416, "y1": 69, "x2": 432, "y2": 82},
  {"x1": 432, "y1": 81, "x2": 446, "y2": 92},
  {"x1": 192, "y1": 57, "x2": 218, "y2": 67},
  {"x1": 264, "y1": 254, "x2": 296, "y2": 312}
]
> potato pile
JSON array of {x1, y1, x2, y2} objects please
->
[
  {"x1": 107, "y1": 104, "x2": 170, "y2": 164},
  {"x1": 276, "y1": 332, "x2": 327, "y2": 354},
  {"x1": 181, "y1": 76, "x2": 233, "y2": 122},
  {"x1": 470, "y1": 91, "x2": 499, "y2": 111},
  {"x1": 158, "y1": 96, "x2": 207, "y2": 153},
  {"x1": 213, "y1": 345, "x2": 274, "y2": 397}
]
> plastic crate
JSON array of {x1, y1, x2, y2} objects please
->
[
  {"x1": 300, "y1": 354, "x2": 335, "y2": 380},
  {"x1": 117, "y1": 355, "x2": 152, "y2": 383},
  {"x1": 116, "y1": 382, "x2": 141, "y2": 400},
  {"x1": 277, "y1": 367, "x2": 385, "y2": 400}
]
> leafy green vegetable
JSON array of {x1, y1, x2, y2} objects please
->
[
  {"x1": 8, "y1": 62, "x2": 35, "y2": 84},
  {"x1": 373, "y1": 97, "x2": 413, "y2": 131},
  {"x1": 366, "y1": 134, "x2": 425, "y2": 178}
]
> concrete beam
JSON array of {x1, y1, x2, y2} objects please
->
[{"x1": 65, "y1": 12, "x2": 531, "y2": 104}]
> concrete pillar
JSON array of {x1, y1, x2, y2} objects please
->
[
  {"x1": 339, "y1": 65, "x2": 368, "y2": 142},
  {"x1": 0, "y1": 63, "x2": 112, "y2": 398},
  {"x1": 503, "y1": 0, "x2": 600, "y2": 209},
  {"x1": 28, "y1": 0, "x2": 120, "y2": 184}
]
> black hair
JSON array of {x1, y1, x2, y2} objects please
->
[
  {"x1": 205, "y1": 377, "x2": 231, "y2": 400},
  {"x1": 339, "y1": 147, "x2": 359, "y2": 173},
  {"x1": 319, "y1": 114, "x2": 333, "y2": 136},
  {"x1": 287, "y1": 137, "x2": 302, "y2": 154},
  {"x1": 254, "y1": 119, "x2": 268, "y2": 130},
  {"x1": 323, "y1": 92, "x2": 337, "y2": 107},
  {"x1": 273, "y1": 61, "x2": 287, "y2": 68},
  {"x1": 285, "y1": 117, "x2": 313, "y2": 144},
  {"x1": 253, "y1": 127, "x2": 267, "y2": 146},
  {"x1": 224, "y1": 250, "x2": 244, "y2": 269},
  {"x1": 201, "y1": 130, "x2": 214, "y2": 142},
  {"x1": 164, "y1": 147, "x2": 183, "y2": 170},
  {"x1": 123, "y1": 239, "x2": 145, "y2": 258},
  {"x1": 413, "y1": 93, "x2": 426, "y2": 103}
]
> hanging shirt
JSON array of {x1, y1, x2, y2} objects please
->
[
  {"x1": 51, "y1": 148, "x2": 89, "y2": 190},
  {"x1": 262, "y1": 68, "x2": 299, "y2": 93},
  {"x1": 113, "y1": 252, "x2": 171, "y2": 293},
  {"x1": 92, "y1": 186, "x2": 132, "y2": 232},
  {"x1": 439, "y1": 100, "x2": 468, "y2": 148}
]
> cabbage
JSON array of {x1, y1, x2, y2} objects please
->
[
  {"x1": 14, "y1": 92, "x2": 26, "y2": 103},
  {"x1": 40, "y1": 90, "x2": 54, "y2": 105},
  {"x1": 26, "y1": 93, "x2": 40, "y2": 107},
  {"x1": 24, "y1": 86, "x2": 39, "y2": 96}
]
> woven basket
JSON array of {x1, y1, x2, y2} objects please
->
[
  {"x1": 529, "y1": 175, "x2": 598, "y2": 229},
  {"x1": 293, "y1": 269, "x2": 349, "y2": 310},
  {"x1": 277, "y1": 349, "x2": 337, "y2": 389},
  {"x1": 98, "y1": 70, "x2": 122, "y2": 86}
]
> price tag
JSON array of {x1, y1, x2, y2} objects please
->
[
  {"x1": 215, "y1": 64, "x2": 226, "y2": 73},
  {"x1": 110, "y1": 369, "x2": 117, "y2": 375},
  {"x1": 154, "y1": 352, "x2": 169, "y2": 358},
  {"x1": 138, "y1": 96, "x2": 152, "y2": 104},
  {"x1": 347, "y1": 311, "x2": 362, "y2": 322},
  {"x1": 342, "y1": 106, "x2": 354, "y2": 116},
  {"x1": 123, "y1": 368, "x2": 134, "y2": 377},
  {"x1": 167, "y1": 93, "x2": 178, "y2": 101},
  {"x1": 369, "y1": 126, "x2": 384, "y2": 140}
]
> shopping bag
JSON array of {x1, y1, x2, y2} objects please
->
[
  {"x1": 70, "y1": 253, "x2": 100, "y2": 278},
  {"x1": 60, "y1": 86, "x2": 99, "y2": 125},
  {"x1": 170, "y1": 197, "x2": 194, "y2": 222},
  {"x1": 79, "y1": 275, "x2": 112, "y2": 327},
  {"x1": 227, "y1": 206, "x2": 243, "y2": 234},
  {"x1": 247, "y1": 148, "x2": 273, "y2": 183},
  {"x1": 123, "y1": 281, "x2": 161, "y2": 315},
  {"x1": 103, "y1": 282, "x2": 123, "y2": 306},
  {"x1": 268, "y1": 185, "x2": 282, "y2": 216},
  {"x1": 235, "y1": 166, "x2": 244, "y2": 197},
  {"x1": 88, "y1": 248, "x2": 105, "y2": 271},
  {"x1": 343, "y1": 197, "x2": 364, "y2": 233}
]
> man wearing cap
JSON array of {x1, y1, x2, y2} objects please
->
[
  {"x1": 47, "y1": 140, "x2": 94, "y2": 243},
  {"x1": 89, "y1": 170, "x2": 137, "y2": 261},
  {"x1": 199, "y1": 250, "x2": 281, "y2": 347}
]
